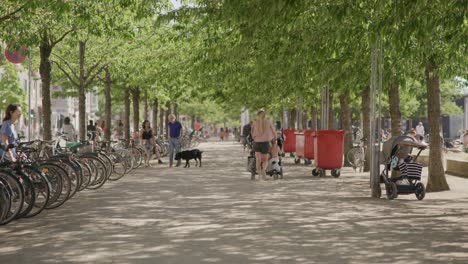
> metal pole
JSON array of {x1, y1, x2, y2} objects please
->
[
  {"x1": 27, "y1": 49, "x2": 32, "y2": 141},
  {"x1": 370, "y1": 43, "x2": 381, "y2": 198},
  {"x1": 321, "y1": 86, "x2": 329, "y2": 130}
]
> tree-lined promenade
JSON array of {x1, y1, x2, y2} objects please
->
[{"x1": 1, "y1": 1, "x2": 466, "y2": 193}]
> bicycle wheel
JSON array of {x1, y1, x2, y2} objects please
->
[
  {"x1": 39, "y1": 163, "x2": 71, "y2": 209},
  {"x1": 36, "y1": 163, "x2": 62, "y2": 207},
  {"x1": 74, "y1": 160, "x2": 92, "y2": 191},
  {"x1": 49, "y1": 158, "x2": 80, "y2": 200},
  {"x1": 107, "y1": 151, "x2": 127, "y2": 181},
  {"x1": 13, "y1": 169, "x2": 35, "y2": 219},
  {"x1": 0, "y1": 179, "x2": 11, "y2": 222},
  {"x1": 22, "y1": 165, "x2": 51, "y2": 218},
  {"x1": 84, "y1": 156, "x2": 108, "y2": 190},
  {"x1": 0, "y1": 170, "x2": 25, "y2": 225},
  {"x1": 347, "y1": 147, "x2": 364, "y2": 169}
]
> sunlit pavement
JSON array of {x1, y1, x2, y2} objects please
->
[{"x1": 1, "y1": 141, "x2": 468, "y2": 264}]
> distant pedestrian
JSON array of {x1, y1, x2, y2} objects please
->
[
  {"x1": 140, "y1": 120, "x2": 162, "y2": 167},
  {"x1": 219, "y1": 127, "x2": 225, "y2": 141},
  {"x1": 62, "y1": 117, "x2": 76, "y2": 142},
  {"x1": 168, "y1": 114, "x2": 183, "y2": 167},
  {"x1": 415, "y1": 122, "x2": 425, "y2": 142},
  {"x1": 114, "y1": 120, "x2": 124, "y2": 140},
  {"x1": 241, "y1": 121, "x2": 253, "y2": 152},
  {"x1": 87, "y1": 120, "x2": 97, "y2": 140}
]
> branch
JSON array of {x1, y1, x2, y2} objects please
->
[
  {"x1": 85, "y1": 63, "x2": 108, "y2": 87},
  {"x1": 51, "y1": 28, "x2": 76, "y2": 48},
  {"x1": 52, "y1": 53, "x2": 80, "y2": 81},
  {"x1": 85, "y1": 59, "x2": 104, "y2": 80},
  {"x1": 0, "y1": 4, "x2": 27, "y2": 23},
  {"x1": 52, "y1": 60, "x2": 80, "y2": 88}
]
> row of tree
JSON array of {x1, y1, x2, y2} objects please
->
[{"x1": 1, "y1": 1, "x2": 466, "y2": 192}]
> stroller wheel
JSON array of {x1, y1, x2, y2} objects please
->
[
  {"x1": 312, "y1": 168, "x2": 320, "y2": 177},
  {"x1": 280, "y1": 168, "x2": 283, "y2": 179},
  {"x1": 318, "y1": 169, "x2": 325, "y2": 177},
  {"x1": 250, "y1": 171, "x2": 256, "y2": 180},
  {"x1": 415, "y1": 182, "x2": 425, "y2": 200},
  {"x1": 331, "y1": 169, "x2": 341, "y2": 178},
  {"x1": 273, "y1": 173, "x2": 278, "y2": 180},
  {"x1": 385, "y1": 182, "x2": 398, "y2": 200}
]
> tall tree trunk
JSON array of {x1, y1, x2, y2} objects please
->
[
  {"x1": 310, "y1": 105, "x2": 318, "y2": 130},
  {"x1": 165, "y1": 101, "x2": 170, "y2": 138},
  {"x1": 78, "y1": 41, "x2": 86, "y2": 140},
  {"x1": 143, "y1": 90, "x2": 148, "y2": 121},
  {"x1": 362, "y1": 85, "x2": 371, "y2": 172},
  {"x1": 124, "y1": 88, "x2": 131, "y2": 145},
  {"x1": 152, "y1": 98, "x2": 158, "y2": 135},
  {"x1": 132, "y1": 87, "x2": 140, "y2": 133},
  {"x1": 191, "y1": 115, "x2": 196, "y2": 130},
  {"x1": 174, "y1": 101, "x2": 179, "y2": 120},
  {"x1": 425, "y1": 58, "x2": 449, "y2": 192},
  {"x1": 289, "y1": 108, "x2": 297, "y2": 129},
  {"x1": 302, "y1": 111, "x2": 308, "y2": 130},
  {"x1": 328, "y1": 93, "x2": 335, "y2": 130},
  {"x1": 104, "y1": 67, "x2": 112, "y2": 141},
  {"x1": 389, "y1": 77, "x2": 402, "y2": 137},
  {"x1": 159, "y1": 107, "x2": 164, "y2": 137},
  {"x1": 340, "y1": 94, "x2": 352, "y2": 166},
  {"x1": 39, "y1": 34, "x2": 53, "y2": 140}
]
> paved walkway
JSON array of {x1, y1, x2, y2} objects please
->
[{"x1": 1, "y1": 141, "x2": 468, "y2": 264}]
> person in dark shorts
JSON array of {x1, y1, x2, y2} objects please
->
[
  {"x1": 251, "y1": 110, "x2": 276, "y2": 180},
  {"x1": 241, "y1": 121, "x2": 253, "y2": 152}
]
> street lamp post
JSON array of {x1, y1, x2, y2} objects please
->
[{"x1": 27, "y1": 49, "x2": 32, "y2": 141}]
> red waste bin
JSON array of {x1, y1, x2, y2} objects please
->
[
  {"x1": 283, "y1": 129, "x2": 296, "y2": 153},
  {"x1": 296, "y1": 131, "x2": 305, "y2": 158},
  {"x1": 296, "y1": 130, "x2": 315, "y2": 160},
  {"x1": 312, "y1": 130, "x2": 345, "y2": 177}
]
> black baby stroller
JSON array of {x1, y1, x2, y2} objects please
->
[
  {"x1": 247, "y1": 135, "x2": 284, "y2": 180},
  {"x1": 381, "y1": 135, "x2": 427, "y2": 200}
]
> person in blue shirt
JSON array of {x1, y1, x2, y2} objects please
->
[
  {"x1": 168, "y1": 114, "x2": 183, "y2": 167},
  {"x1": 0, "y1": 104, "x2": 22, "y2": 162}
]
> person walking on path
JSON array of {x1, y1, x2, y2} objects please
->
[
  {"x1": 140, "y1": 120, "x2": 160, "y2": 167},
  {"x1": 87, "y1": 120, "x2": 97, "y2": 140},
  {"x1": 168, "y1": 114, "x2": 183, "y2": 167},
  {"x1": 241, "y1": 121, "x2": 253, "y2": 152},
  {"x1": 0, "y1": 104, "x2": 22, "y2": 162},
  {"x1": 114, "y1": 120, "x2": 124, "y2": 140},
  {"x1": 416, "y1": 122, "x2": 425, "y2": 142},
  {"x1": 62, "y1": 117, "x2": 76, "y2": 142},
  {"x1": 251, "y1": 110, "x2": 276, "y2": 180}
]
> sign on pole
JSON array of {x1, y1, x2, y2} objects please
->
[{"x1": 4, "y1": 46, "x2": 28, "y2": 64}]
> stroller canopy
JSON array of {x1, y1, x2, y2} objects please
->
[{"x1": 382, "y1": 135, "x2": 416, "y2": 162}]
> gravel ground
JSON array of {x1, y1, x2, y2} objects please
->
[{"x1": 1, "y1": 141, "x2": 467, "y2": 264}]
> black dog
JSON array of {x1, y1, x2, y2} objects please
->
[{"x1": 175, "y1": 149, "x2": 203, "y2": 168}]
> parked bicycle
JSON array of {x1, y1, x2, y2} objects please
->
[{"x1": 346, "y1": 137, "x2": 367, "y2": 172}]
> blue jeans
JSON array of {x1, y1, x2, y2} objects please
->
[{"x1": 169, "y1": 137, "x2": 181, "y2": 165}]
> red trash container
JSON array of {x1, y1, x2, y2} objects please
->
[
  {"x1": 295, "y1": 131, "x2": 305, "y2": 158},
  {"x1": 283, "y1": 129, "x2": 296, "y2": 153},
  {"x1": 296, "y1": 130, "x2": 315, "y2": 160},
  {"x1": 303, "y1": 130, "x2": 315, "y2": 160},
  {"x1": 312, "y1": 130, "x2": 345, "y2": 177}
]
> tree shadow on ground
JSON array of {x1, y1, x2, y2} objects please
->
[{"x1": 0, "y1": 141, "x2": 468, "y2": 263}]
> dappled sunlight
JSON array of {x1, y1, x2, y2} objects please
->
[{"x1": 1, "y1": 141, "x2": 468, "y2": 263}]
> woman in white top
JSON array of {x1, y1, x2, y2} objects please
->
[{"x1": 62, "y1": 117, "x2": 76, "y2": 142}]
